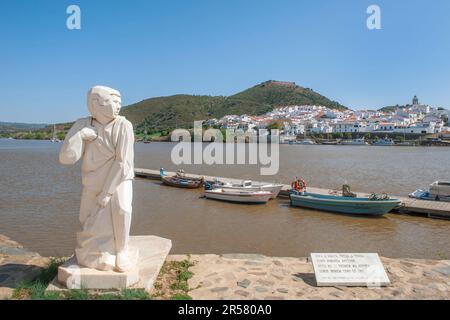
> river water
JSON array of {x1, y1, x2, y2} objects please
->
[{"x1": 0, "y1": 139, "x2": 449, "y2": 259}]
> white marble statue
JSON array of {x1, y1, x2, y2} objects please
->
[{"x1": 59, "y1": 86, "x2": 136, "y2": 273}]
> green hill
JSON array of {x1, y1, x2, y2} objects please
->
[
  {"x1": 121, "y1": 95, "x2": 226, "y2": 132},
  {"x1": 378, "y1": 104, "x2": 407, "y2": 113},
  {"x1": 121, "y1": 80, "x2": 347, "y2": 133},
  {"x1": 0, "y1": 121, "x2": 48, "y2": 133}
]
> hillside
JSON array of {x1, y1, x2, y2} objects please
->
[
  {"x1": 121, "y1": 95, "x2": 226, "y2": 131},
  {"x1": 378, "y1": 105, "x2": 407, "y2": 113},
  {"x1": 121, "y1": 80, "x2": 347, "y2": 132},
  {"x1": 0, "y1": 122, "x2": 47, "y2": 133},
  {"x1": 221, "y1": 81, "x2": 347, "y2": 117}
]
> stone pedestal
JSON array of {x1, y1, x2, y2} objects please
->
[{"x1": 49, "y1": 235, "x2": 172, "y2": 291}]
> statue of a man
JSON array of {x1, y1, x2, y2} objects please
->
[{"x1": 59, "y1": 86, "x2": 136, "y2": 272}]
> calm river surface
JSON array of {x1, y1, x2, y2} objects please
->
[{"x1": 0, "y1": 139, "x2": 449, "y2": 259}]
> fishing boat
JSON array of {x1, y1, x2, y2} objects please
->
[
  {"x1": 290, "y1": 191, "x2": 401, "y2": 216},
  {"x1": 321, "y1": 140, "x2": 339, "y2": 145},
  {"x1": 207, "y1": 180, "x2": 283, "y2": 199},
  {"x1": 396, "y1": 141, "x2": 415, "y2": 146},
  {"x1": 296, "y1": 139, "x2": 316, "y2": 145},
  {"x1": 160, "y1": 168, "x2": 204, "y2": 189},
  {"x1": 372, "y1": 137, "x2": 395, "y2": 146},
  {"x1": 204, "y1": 188, "x2": 273, "y2": 204},
  {"x1": 340, "y1": 138, "x2": 368, "y2": 145},
  {"x1": 409, "y1": 181, "x2": 450, "y2": 202}
]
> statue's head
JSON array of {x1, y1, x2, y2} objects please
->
[{"x1": 87, "y1": 86, "x2": 121, "y2": 123}]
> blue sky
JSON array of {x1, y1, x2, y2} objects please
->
[{"x1": 1, "y1": 0, "x2": 450, "y2": 123}]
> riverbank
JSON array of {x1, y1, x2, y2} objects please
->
[
  {"x1": 4, "y1": 136, "x2": 450, "y2": 147},
  {"x1": 1, "y1": 235, "x2": 449, "y2": 300}
]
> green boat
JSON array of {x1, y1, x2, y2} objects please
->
[{"x1": 290, "y1": 192, "x2": 401, "y2": 216}]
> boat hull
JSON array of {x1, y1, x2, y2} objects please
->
[
  {"x1": 290, "y1": 192, "x2": 401, "y2": 216},
  {"x1": 204, "y1": 190, "x2": 272, "y2": 204},
  {"x1": 161, "y1": 176, "x2": 203, "y2": 188},
  {"x1": 409, "y1": 189, "x2": 450, "y2": 202},
  {"x1": 218, "y1": 184, "x2": 282, "y2": 199}
]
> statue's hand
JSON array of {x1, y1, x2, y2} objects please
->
[
  {"x1": 97, "y1": 192, "x2": 112, "y2": 208},
  {"x1": 80, "y1": 126, "x2": 98, "y2": 142}
]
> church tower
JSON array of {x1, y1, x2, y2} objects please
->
[{"x1": 412, "y1": 95, "x2": 419, "y2": 105}]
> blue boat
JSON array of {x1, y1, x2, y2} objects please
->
[{"x1": 290, "y1": 192, "x2": 401, "y2": 216}]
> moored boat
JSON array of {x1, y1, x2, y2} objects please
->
[
  {"x1": 321, "y1": 140, "x2": 339, "y2": 145},
  {"x1": 340, "y1": 138, "x2": 368, "y2": 145},
  {"x1": 290, "y1": 191, "x2": 401, "y2": 216},
  {"x1": 160, "y1": 168, "x2": 204, "y2": 189},
  {"x1": 409, "y1": 181, "x2": 450, "y2": 202},
  {"x1": 296, "y1": 139, "x2": 316, "y2": 145},
  {"x1": 204, "y1": 188, "x2": 273, "y2": 204},
  {"x1": 396, "y1": 141, "x2": 415, "y2": 146},
  {"x1": 208, "y1": 180, "x2": 283, "y2": 199},
  {"x1": 372, "y1": 137, "x2": 395, "y2": 146}
]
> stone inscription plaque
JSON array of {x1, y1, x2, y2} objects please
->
[{"x1": 310, "y1": 253, "x2": 390, "y2": 287}]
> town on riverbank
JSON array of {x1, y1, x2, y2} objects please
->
[{"x1": 2, "y1": 93, "x2": 450, "y2": 146}]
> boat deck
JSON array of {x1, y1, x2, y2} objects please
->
[{"x1": 134, "y1": 168, "x2": 450, "y2": 220}]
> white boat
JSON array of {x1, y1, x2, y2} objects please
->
[
  {"x1": 409, "y1": 181, "x2": 450, "y2": 202},
  {"x1": 296, "y1": 139, "x2": 315, "y2": 145},
  {"x1": 50, "y1": 125, "x2": 61, "y2": 143},
  {"x1": 372, "y1": 137, "x2": 395, "y2": 146},
  {"x1": 204, "y1": 188, "x2": 273, "y2": 204},
  {"x1": 396, "y1": 142, "x2": 415, "y2": 146},
  {"x1": 210, "y1": 180, "x2": 283, "y2": 199},
  {"x1": 341, "y1": 138, "x2": 368, "y2": 145}
]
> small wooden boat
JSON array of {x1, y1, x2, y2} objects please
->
[
  {"x1": 340, "y1": 138, "x2": 368, "y2": 145},
  {"x1": 204, "y1": 188, "x2": 273, "y2": 204},
  {"x1": 372, "y1": 137, "x2": 395, "y2": 146},
  {"x1": 290, "y1": 192, "x2": 401, "y2": 216},
  {"x1": 160, "y1": 168, "x2": 204, "y2": 189},
  {"x1": 208, "y1": 180, "x2": 283, "y2": 199}
]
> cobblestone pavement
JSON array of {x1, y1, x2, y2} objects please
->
[
  {"x1": 173, "y1": 254, "x2": 450, "y2": 300},
  {"x1": 0, "y1": 235, "x2": 49, "y2": 299},
  {"x1": 1, "y1": 233, "x2": 450, "y2": 300}
]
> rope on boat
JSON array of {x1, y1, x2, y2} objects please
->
[{"x1": 369, "y1": 193, "x2": 390, "y2": 200}]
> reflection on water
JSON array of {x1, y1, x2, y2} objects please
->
[{"x1": 0, "y1": 139, "x2": 449, "y2": 259}]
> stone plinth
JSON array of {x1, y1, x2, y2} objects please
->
[{"x1": 49, "y1": 235, "x2": 172, "y2": 291}]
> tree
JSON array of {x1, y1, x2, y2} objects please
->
[
  {"x1": 266, "y1": 121, "x2": 281, "y2": 130},
  {"x1": 344, "y1": 133, "x2": 352, "y2": 140}
]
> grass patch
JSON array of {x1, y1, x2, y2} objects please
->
[
  {"x1": 121, "y1": 288, "x2": 151, "y2": 300},
  {"x1": 436, "y1": 250, "x2": 448, "y2": 260},
  {"x1": 151, "y1": 256, "x2": 195, "y2": 300},
  {"x1": 171, "y1": 293, "x2": 193, "y2": 300},
  {"x1": 12, "y1": 257, "x2": 66, "y2": 300}
]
